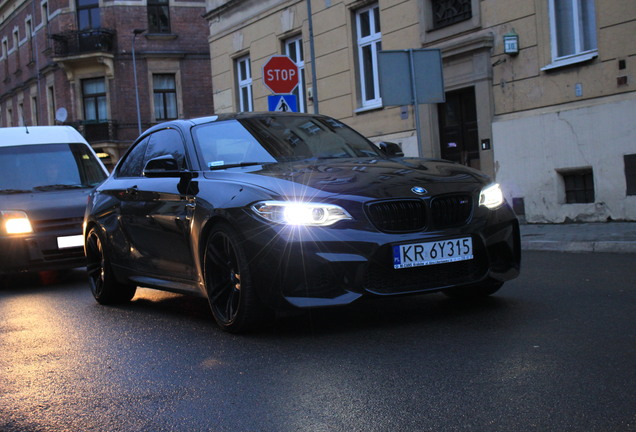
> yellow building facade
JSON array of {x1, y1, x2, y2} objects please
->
[{"x1": 204, "y1": 0, "x2": 636, "y2": 222}]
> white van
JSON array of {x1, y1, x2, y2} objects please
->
[{"x1": 0, "y1": 126, "x2": 109, "y2": 276}]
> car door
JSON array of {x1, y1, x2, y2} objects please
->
[{"x1": 121, "y1": 128, "x2": 197, "y2": 283}]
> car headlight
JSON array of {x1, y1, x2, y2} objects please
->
[
  {"x1": 251, "y1": 201, "x2": 353, "y2": 226},
  {"x1": 1, "y1": 210, "x2": 34, "y2": 234},
  {"x1": 479, "y1": 183, "x2": 505, "y2": 209}
]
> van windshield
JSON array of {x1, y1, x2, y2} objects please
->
[{"x1": 0, "y1": 143, "x2": 107, "y2": 193}]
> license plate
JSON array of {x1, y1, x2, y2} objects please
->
[
  {"x1": 392, "y1": 237, "x2": 473, "y2": 269},
  {"x1": 57, "y1": 234, "x2": 84, "y2": 249}
]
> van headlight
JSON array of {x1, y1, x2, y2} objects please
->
[
  {"x1": 1, "y1": 210, "x2": 34, "y2": 234},
  {"x1": 479, "y1": 183, "x2": 505, "y2": 209},
  {"x1": 251, "y1": 201, "x2": 353, "y2": 226}
]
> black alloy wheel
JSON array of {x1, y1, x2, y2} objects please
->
[
  {"x1": 85, "y1": 226, "x2": 137, "y2": 304},
  {"x1": 204, "y1": 223, "x2": 265, "y2": 333}
]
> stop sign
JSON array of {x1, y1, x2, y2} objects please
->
[{"x1": 262, "y1": 55, "x2": 299, "y2": 94}]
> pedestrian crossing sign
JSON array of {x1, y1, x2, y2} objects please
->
[{"x1": 268, "y1": 95, "x2": 298, "y2": 112}]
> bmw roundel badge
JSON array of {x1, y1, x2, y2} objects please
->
[{"x1": 411, "y1": 186, "x2": 428, "y2": 195}]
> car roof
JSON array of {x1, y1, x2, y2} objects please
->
[
  {"x1": 143, "y1": 112, "x2": 330, "y2": 133},
  {"x1": 0, "y1": 125, "x2": 89, "y2": 147}
]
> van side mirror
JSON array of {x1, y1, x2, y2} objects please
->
[
  {"x1": 378, "y1": 141, "x2": 404, "y2": 157},
  {"x1": 143, "y1": 155, "x2": 181, "y2": 178}
]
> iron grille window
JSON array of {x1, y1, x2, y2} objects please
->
[
  {"x1": 431, "y1": 0, "x2": 472, "y2": 29},
  {"x1": 148, "y1": 0, "x2": 170, "y2": 33},
  {"x1": 561, "y1": 169, "x2": 595, "y2": 203}
]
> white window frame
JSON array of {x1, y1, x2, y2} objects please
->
[
  {"x1": 355, "y1": 4, "x2": 382, "y2": 110},
  {"x1": 284, "y1": 36, "x2": 306, "y2": 113},
  {"x1": 543, "y1": 0, "x2": 598, "y2": 71},
  {"x1": 236, "y1": 56, "x2": 253, "y2": 112}
]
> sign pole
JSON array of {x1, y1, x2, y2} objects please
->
[
  {"x1": 408, "y1": 49, "x2": 423, "y2": 157},
  {"x1": 306, "y1": 0, "x2": 319, "y2": 114}
]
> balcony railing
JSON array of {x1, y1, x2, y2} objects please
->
[
  {"x1": 71, "y1": 121, "x2": 118, "y2": 143},
  {"x1": 50, "y1": 29, "x2": 115, "y2": 57}
]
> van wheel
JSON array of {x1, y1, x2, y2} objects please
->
[{"x1": 86, "y1": 227, "x2": 136, "y2": 304}]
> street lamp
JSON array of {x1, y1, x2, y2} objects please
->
[{"x1": 132, "y1": 28, "x2": 146, "y2": 135}]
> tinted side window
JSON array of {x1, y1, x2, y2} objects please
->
[
  {"x1": 144, "y1": 128, "x2": 187, "y2": 169},
  {"x1": 117, "y1": 137, "x2": 150, "y2": 178}
]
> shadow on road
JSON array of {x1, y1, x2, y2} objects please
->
[{"x1": 0, "y1": 268, "x2": 87, "y2": 291}]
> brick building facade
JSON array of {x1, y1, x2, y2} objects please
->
[{"x1": 0, "y1": 0, "x2": 214, "y2": 169}]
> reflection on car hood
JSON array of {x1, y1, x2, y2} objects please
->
[
  {"x1": 1, "y1": 188, "x2": 92, "y2": 221},
  {"x1": 202, "y1": 157, "x2": 489, "y2": 199}
]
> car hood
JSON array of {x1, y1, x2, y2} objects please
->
[
  {"x1": 1, "y1": 188, "x2": 93, "y2": 221},
  {"x1": 202, "y1": 157, "x2": 490, "y2": 200}
]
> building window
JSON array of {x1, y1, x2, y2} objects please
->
[
  {"x1": 47, "y1": 85, "x2": 55, "y2": 124},
  {"x1": 2, "y1": 39, "x2": 8, "y2": 77},
  {"x1": 82, "y1": 77, "x2": 107, "y2": 123},
  {"x1": 25, "y1": 19, "x2": 34, "y2": 62},
  {"x1": 148, "y1": 0, "x2": 170, "y2": 34},
  {"x1": 42, "y1": 2, "x2": 49, "y2": 26},
  {"x1": 18, "y1": 103, "x2": 24, "y2": 126},
  {"x1": 625, "y1": 155, "x2": 636, "y2": 196},
  {"x1": 153, "y1": 74, "x2": 178, "y2": 120},
  {"x1": 560, "y1": 168, "x2": 595, "y2": 204},
  {"x1": 549, "y1": 0, "x2": 597, "y2": 61},
  {"x1": 431, "y1": 0, "x2": 472, "y2": 29},
  {"x1": 355, "y1": 4, "x2": 382, "y2": 109},
  {"x1": 77, "y1": 0, "x2": 100, "y2": 30},
  {"x1": 31, "y1": 96, "x2": 39, "y2": 125},
  {"x1": 236, "y1": 56, "x2": 253, "y2": 112},
  {"x1": 12, "y1": 29, "x2": 20, "y2": 69},
  {"x1": 284, "y1": 36, "x2": 306, "y2": 113}
]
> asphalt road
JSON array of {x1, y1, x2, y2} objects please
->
[{"x1": 1, "y1": 251, "x2": 635, "y2": 432}]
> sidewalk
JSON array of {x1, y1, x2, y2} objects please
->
[{"x1": 520, "y1": 222, "x2": 636, "y2": 253}]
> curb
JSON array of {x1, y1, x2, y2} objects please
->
[{"x1": 521, "y1": 240, "x2": 636, "y2": 254}]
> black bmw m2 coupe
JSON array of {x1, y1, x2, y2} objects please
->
[{"x1": 84, "y1": 113, "x2": 520, "y2": 332}]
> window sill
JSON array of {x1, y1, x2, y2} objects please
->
[
  {"x1": 354, "y1": 103, "x2": 383, "y2": 114},
  {"x1": 541, "y1": 51, "x2": 598, "y2": 72},
  {"x1": 145, "y1": 33, "x2": 178, "y2": 41}
]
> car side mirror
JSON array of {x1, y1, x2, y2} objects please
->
[
  {"x1": 378, "y1": 141, "x2": 404, "y2": 157},
  {"x1": 143, "y1": 155, "x2": 182, "y2": 178}
]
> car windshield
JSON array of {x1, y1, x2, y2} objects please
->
[
  {"x1": 192, "y1": 115, "x2": 383, "y2": 169},
  {"x1": 0, "y1": 143, "x2": 107, "y2": 193}
]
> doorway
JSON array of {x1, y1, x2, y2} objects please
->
[{"x1": 437, "y1": 87, "x2": 480, "y2": 169}]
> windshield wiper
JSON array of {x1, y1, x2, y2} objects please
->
[
  {"x1": 33, "y1": 184, "x2": 86, "y2": 191},
  {"x1": 208, "y1": 162, "x2": 265, "y2": 171},
  {"x1": 0, "y1": 188, "x2": 33, "y2": 194}
]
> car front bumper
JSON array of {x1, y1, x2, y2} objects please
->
[
  {"x1": 240, "y1": 206, "x2": 521, "y2": 310},
  {"x1": 0, "y1": 230, "x2": 86, "y2": 275}
]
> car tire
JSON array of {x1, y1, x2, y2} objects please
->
[
  {"x1": 85, "y1": 226, "x2": 137, "y2": 304},
  {"x1": 203, "y1": 222, "x2": 267, "y2": 333},
  {"x1": 443, "y1": 279, "x2": 503, "y2": 299}
]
